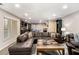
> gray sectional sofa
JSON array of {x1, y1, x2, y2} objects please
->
[
  {"x1": 32, "y1": 32, "x2": 53, "y2": 39},
  {"x1": 8, "y1": 32, "x2": 55, "y2": 55}
]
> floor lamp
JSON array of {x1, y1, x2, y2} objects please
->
[{"x1": 61, "y1": 27, "x2": 66, "y2": 36}]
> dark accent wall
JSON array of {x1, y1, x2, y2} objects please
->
[{"x1": 56, "y1": 19, "x2": 62, "y2": 35}]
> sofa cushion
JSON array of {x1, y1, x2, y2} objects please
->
[
  {"x1": 74, "y1": 34, "x2": 79, "y2": 42},
  {"x1": 42, "y1": 32, "x2": 49, "y2": 37},
  {"x1": 55, "y1": 33, "x2": 61, "y2": 38},
  {"x1": 9, "y1": 39, "x2": 33, "y2": 52},
  {"x1": 34, "y1": 32, "x2": 40, "y2": 37},
  {"x1": 51, "y1": 32, "x2": 55, "y2": 38},
  {"x1": 48, "y1": 32, "x2": 51, "y2": 37},
  {"x1": 75, "y1": 33, "x2": 79, "y2": 42},
  {"x1": 17, "y1": 33, "x2": 28, "y2": 42},
  {"x1": 28, "y1": 32, "x2": 33, "y2": 39}
]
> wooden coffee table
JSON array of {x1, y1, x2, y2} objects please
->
[{"x1": 37, "y1": 39, "x2": 65, "y2": 55}]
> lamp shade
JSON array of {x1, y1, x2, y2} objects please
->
[
  {"x1": 65, "y1": 32, "x2": 70, "y2": 35},
  {"x1": 61, "y1": 27, "x2": 66, "y2": 31}
]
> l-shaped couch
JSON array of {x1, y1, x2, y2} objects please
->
[{"x1": 8, "y1": 32, "x2": 55, "y2": 55}]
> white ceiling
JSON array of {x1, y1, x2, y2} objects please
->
[{"x1": 0, "y1": 3, "x2": 79, "y2": 23}]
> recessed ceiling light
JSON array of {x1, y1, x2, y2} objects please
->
[
  {"x1": 63, "y1": 5, "x2": 68, "y2": 9},
  {"x1": 29, "y1": 17, "x2": 31, "y2": 19},
  {"x1": 52, "y1": 13, "x2": 56, "y2": 17},
  {"x1": 24, "y1": 13, "x2": 28, "y2": 17},
  {"x1": 15, "y1": 4, "x2": 20, "y2": 8}
]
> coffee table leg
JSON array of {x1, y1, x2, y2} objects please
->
[
  {"x1": 58, "y1": 50, "x2": 62, "y2": 55},
  {"x1": 38, "y1": 52, "x2": 42, "y2": 55},
  {"x1": 62, "y1": 50, "x2": 65, "y2": 55}
]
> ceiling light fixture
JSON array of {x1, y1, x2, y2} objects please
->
[
  {"x1": 24, "y1": 13, "x2": 28, "y2": 17},
  {"x1": 29, "y1": 17, "x2": 31, "y2": 19},
  {"x1": 63, "y1": 5, "x2": 68, "y2": 9},
  {"x1": 52, "y1": 13, "x2": 56, "y2": 17},
  {"x1": 15, "y1": 4, "x2": 20, "y2": 8}
]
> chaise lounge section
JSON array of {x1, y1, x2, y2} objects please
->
[{"x1": 8, "y1": 32, "x2": 34, "y2": 55}]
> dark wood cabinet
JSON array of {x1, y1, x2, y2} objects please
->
[
  {"x1": 20, "y1": 20, "x2": 31, "y2": 34},
  {"x1": 56, "y1": 19, "x2": 62, "y2": 35}
]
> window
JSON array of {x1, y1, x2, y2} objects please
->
[
  {"x1": 4, "y1": 17, "x2": 18, "y2": 40},
  {"x1": 4, "y1": 17, "x2": 9, "y2": 39}
]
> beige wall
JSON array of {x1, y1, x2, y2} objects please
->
[
  {"x1": 0, "y1": 8, "x2": 20, "y2": 50},
  {"x1": 48, "y1": 20, "x2": 56, "y2": 32}
]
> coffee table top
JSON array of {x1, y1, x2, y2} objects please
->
[{"x1": 37, "y1": 39, "x2": 65, "y2": 50}]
